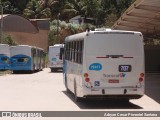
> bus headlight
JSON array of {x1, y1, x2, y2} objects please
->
[
  {"x1": 24, "y1": 58, "x2": 28, "y2": 62},
  {"x1": 6, "y1": 59, "x2": 10, "y2": 64}
]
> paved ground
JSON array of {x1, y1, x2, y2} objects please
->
[{"x1": 0, "y1": 68, "x2": 159, "y2": 120}]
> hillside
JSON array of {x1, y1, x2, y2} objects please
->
[{"x1": 0, "y1": 0, "x2": 135, "y2": 45}]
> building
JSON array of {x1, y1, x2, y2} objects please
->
[{"x1": 0, "y1": 14, "x2": 49, "y2": 51}]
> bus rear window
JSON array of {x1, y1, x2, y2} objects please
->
[{"x1": 86, "y1": 34, "x2": 143, "y2": 56}]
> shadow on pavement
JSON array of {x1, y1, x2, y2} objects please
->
[
  {"x1": 145, "y1": 73, "x2": 160, "y2": 104},
  {"x1": 49, "y1": 71, "x2": 63, "y2": 73},
  {"x1": 62, "y1": 91, "x2": 142, "y2": 109},
  {"x1": 11, "y1": 70, "x2": 44, "y2": 74},
  {"x1": 48, "y1": 69, "x2": 63, "y2": 73}
]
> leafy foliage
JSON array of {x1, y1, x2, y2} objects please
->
[
  {"x1": 0, "y1": 0, "x2": 136, "y2": 45},
  {"x1": 2, "y1": 34, "x2": 17, "y2": 45},
  {"x1": 48, "y1": 20, "x2": 95, "y2": 45},
  {"x1": 1, "y1": 0, "x2": 135, "y2": 25}
]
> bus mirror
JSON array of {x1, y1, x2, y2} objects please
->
[{"x1": 59, "y1": 48, "x2": 64, "y2": 60}]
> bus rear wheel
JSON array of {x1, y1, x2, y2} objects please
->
[
  {"x1": 51, "y1": 68, "x2": 57, "y2": 72},
  {"x1": 74, "y1": 80, "x2": 81, "y2": 102},
  {"x1": 13, "y1": 71, "x2": 18, "y2": 74},
  {"x1": 65, "y1": 75, "x2": 69, "y2": 92}
]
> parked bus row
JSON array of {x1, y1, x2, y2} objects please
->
[{"x1": 0, "y1": 44, "x2": 46, "y2": 73}]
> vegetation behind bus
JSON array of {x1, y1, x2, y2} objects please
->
[
  {"x1": 2, "y1": 1, "x2": 158, "y2": 46},
  {"x1": 49, "y1": 21, "x2": 95, "y2": 45},
  {"x1": 2, "y1": 34, "x2": 17, "y2": 46}
]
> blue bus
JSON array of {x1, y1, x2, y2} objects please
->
[
  {"x1": 10, "y1": 45, "x2": 45, "y2": 73},
  {"x1": 0, "y1": 44, "x2": 10, "y2": 70}
]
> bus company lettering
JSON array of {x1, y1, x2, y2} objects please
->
[
  {"x1": 103, "y1": 73, "x2": 126, "y2": 78},
  {"x1": 89, "y1": 63, "x2": 102, "y2": 71},
  {"x1": 52, "y1": 57, "x2": 57, "y2": 61}
]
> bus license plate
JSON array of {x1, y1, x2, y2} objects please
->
[
  {"x1": 109, "y1": 79, "x2": 119, "y2": 83},
  {"x1": 119, "y1": 65, "x2": 132, "y2": 72}
]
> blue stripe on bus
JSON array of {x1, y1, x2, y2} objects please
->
[{"x1": 10, "y1": 54, "x2": 32, "y2": 71}]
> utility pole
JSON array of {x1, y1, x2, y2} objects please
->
[
  {"x1": 0, "y1": 5, "x2": 3, "y2": 44},
  {"x1": 57, "y1": 13, "x2": 60, "y2": 44}
]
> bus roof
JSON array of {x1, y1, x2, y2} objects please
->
[
  {"x1": 65, "y1": 30, "x2": 142, "y2": 42},
  {"x1": 17, "y1": 45, "x2": 33, "y2": 47},
  {"x1": 0, "y1": 44, "x2": 10, "y2": 55},
  {"x1": 49, "y1": 44, "x2": 64, "y2": 48},
  {"x1": 11, "y1": 45, "x2": 44, "y2": 50},
  {"x1": 0, "y1": 44, "x2": 9, "y2": 47}
]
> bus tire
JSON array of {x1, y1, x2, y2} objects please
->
[
  {"x1": 65, "y1": 75, "x2": 69, "y2": 92},
  {"x1": 51, "y1": 68, "x2": 57, "y2": 72},
  {"x1": 74, "y1": 80, "x2": 81, "y2": 102},
  {"x1": 13, "y1": 71, "x2": 17, "y2": 74},
  {"x1": 30, "y1": 70, "x2": 34, "y2": 74},
  {"x1": 33, "y1": 64, "x2": 35, "y2": 73},
  {"x1": 51, "y1": 68, "x2": 54, "y2": 72}
]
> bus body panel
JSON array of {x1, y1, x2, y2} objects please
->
[
  {"x1": 84, "y1": 33, "x2": 144, "y2": 87},
  {"x1": 0, "y1": 44, "x2": 10, "y2": 70},
  {"x1": 10, "y1": 45, "x2": 45, "y2": 72},
  {"x1": 10, "y1": 46, "x2": 33, "y2": 71},
  {"x1": 0, "y1": 55, "x2": 10, "y2": 70},
  {"x1": 10, "y1": 54, "x2": 32, "y2": 70},
  {"x1": 64, "y1": 30, "x2": 145, "y2": 100},
  {"x1": 49, "y1": 44, "x2": 64, "y2": 71}
]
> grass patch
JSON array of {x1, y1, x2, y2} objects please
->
[{"x1": 0, "y1": 70, "x2": 12, "y2": 76}]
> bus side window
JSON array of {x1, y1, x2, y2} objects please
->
[
  {"x1": 69, "y1": 42, "x2": 72, "y2": 61},
  {"x1": 74, "y1": 41, "x2": 77, "y2": 62},
  {"x1": 75, "y1": 41, "x2": 79, "y2": 63},
  {"x1": 81, "y1": 40, "x2": 84, "y2": 64},
  {"x1": 66, "y1": 43, "x2": 69, "y2": 60},
  {"x1": 72, "y1": 42, "x2": 75, "y2": 62},
  {"x1": 64, "y1": 43, "x2": 67, "y2": 60},
  {"x1": 77, "y1": 40, "x2": 83, "y2": 64},
  {"x1": 59, "y1": 48, "x2": 64, "y2": 60},
  {"x1": 65, "y1": 43, "x2": 68, "y2": 60}
]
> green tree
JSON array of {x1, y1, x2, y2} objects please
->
[
  {"x1": 61, "y1": 0, "x2": 85, "y2": 21},
  {"x1": 23, "y1": 0, "x2": 42, "y2": 18},
  {"x1": 0, "y1": 0, "x2": 30, "y2": 15},
  {"x1": 1, "y1": 0, "x2": 135, "y2": 28},
  {"x1": 39, "y1": 0, "x2": 59, "y2": 19},
  {"x1": 2, "y1": 34, "x2": 17, "y2": 45},
  {"x1": 0, "y1": 1, "x2": 20, "y2": 14},
  {"x1": 49, "y1": 20, "x2": 94, "y2": 45},
  {"x1": 23, "y1": 0, "x2": 59, "y2": 19},
  {"x1": 82, "y1": 0, "x2": 104, "y2": 26},
  {"x1": 12, "y1": 0, "x2": 29, "y2": 12}
]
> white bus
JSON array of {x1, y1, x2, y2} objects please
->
[
  {"x1": 62, "y1": 29, "x2": 145, "y2": 101},
  {"x1": 48, "y1": 44, "x2": 64, "y2": 72},
  {"x1": 10, "y1": 45, "x2": 45, "y2": 73},
  {"x1": 0, "y1": 44, "x2": 10, "y2": 70}
]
